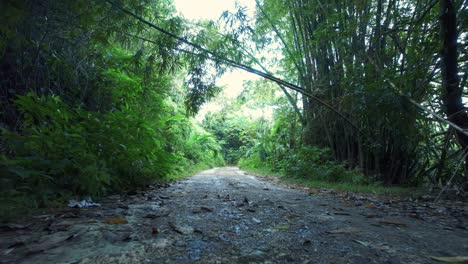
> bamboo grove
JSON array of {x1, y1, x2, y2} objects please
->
[
  {"x1": 260, "y1": 0, "x2": 467, "y2": 185},
  {"x1": 218, "y1": 0, "x2": 467, "y2": 186}
]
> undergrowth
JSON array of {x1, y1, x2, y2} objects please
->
[
  {"x1": 0, "y1": 46, "x2": 224, "y2": 220},
  {"x1": 239, "y1": 146, "x2": 418, "y2": 196}
]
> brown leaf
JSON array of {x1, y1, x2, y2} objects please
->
[
  {"x1": 334, "y1": 212, "x2": 350, "y2": 216},
  {"x1": 200, "y1": 207, "x2": 213, "y2": 212},
  {"x1": 102, "y1": 230, "x2": 131, "y2": 242},
  {"x1": 378, "y1": 221, "x2": 407, "y2": 227},
  {"x1": 144, "y1": 212, "x2": 170, "y2": 218},
  {"x1": 286, "y1": 214, "x2": 301, "y2": 218},
  {"x1": 104, "y1": 217, "x2": 128, "y2": 224}
]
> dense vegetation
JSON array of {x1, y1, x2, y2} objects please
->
[
  {"x1": 0, "y1": 0, "x2": 466, "y2": 216},
  {"x1": 0, "y1": 0, "x2": 224, "y2": 215},
  {"x1": 212, "y1": 0, "x2": 466, "y2": 192}
]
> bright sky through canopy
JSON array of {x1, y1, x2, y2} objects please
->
[
  {"x1": 173, "y1": 0, "x2": 236, "y2": 21},
  {"x1": 173, "y1": 0, "x2": 264, "y2": 120}
]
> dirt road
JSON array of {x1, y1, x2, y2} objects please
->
[{"x1": 1, "y1": 167, "x2": 467, "y2": 263}]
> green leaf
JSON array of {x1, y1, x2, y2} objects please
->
[
  {"x1": 430, "y1": 256, "x2": 468, "y2": 263},
  {"x1": 166, "y1": 114, "x2": 186, "y2": 122}
]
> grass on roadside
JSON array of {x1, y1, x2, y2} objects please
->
[{"x1": 240, "y1": 163, "x2": 421, "y2": 197}]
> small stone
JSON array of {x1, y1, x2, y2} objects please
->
[
  {"x1": 174, "y1": 241, "x2": 186, "y2": 247},
  {"x1": 252, "y1": 217, "x2": 261, "y2": 224},
  {"x1": 152, "y1": 227, "x2": 160, "y2": 235},
  {"x1": 170, "y1": 222, "x2": 194, "y2": 235},
  {"x1": 152, "y1": 238, "x2": 169, "y2": 249},
  {"x1": 240, "y1": 250, "x2": 266, "y2": 262}
]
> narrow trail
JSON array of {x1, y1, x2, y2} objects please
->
[{"x1": 1, "y1": 167, "x2": 467, "y2": 263}]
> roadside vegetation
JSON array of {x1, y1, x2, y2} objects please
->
[
  {"x1": 0, "y1": 0, "x2": 224, "y2": 218},
  {"x1": 1, "y1": 0, "x2": 466, "y2": 218}
]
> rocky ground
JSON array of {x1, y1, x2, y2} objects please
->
[{"x1": 1, "y1": 167, "x2": 467, "y2": 263}]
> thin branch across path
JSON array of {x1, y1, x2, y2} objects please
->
[{"x1": 105, "y1": 0, "x2": 468, "y2": 138}]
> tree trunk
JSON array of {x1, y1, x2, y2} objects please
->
[{"x1": 439, "y1": 0, "x2": 468, "y2": 167}]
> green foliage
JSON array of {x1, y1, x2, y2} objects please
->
[
  {"x1": 244, "y1": 0, "x2": 467, "y2": 187},
  {"x1": 181, "y1": 123, "x2": 225, "y2": 167},
  {"x1": 202, "y1": 109, "x2": 258, "y2": 165},
  {"x1": 1, "y1": 87, "x2": 224, "y2": 216},
  {"x1": 241, "y1": 145, "x2": 366, "y2": 185},
  {"x1": 0, "y1": 0, "x2": 225, "y2": 216}
]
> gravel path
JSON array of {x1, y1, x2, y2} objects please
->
[{"x1": 1, "y1": 167, "x2": 467, "y2": 263}]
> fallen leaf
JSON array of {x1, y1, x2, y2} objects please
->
[
  {"x1": 430, "y1": 256, "x2": 468, "y2": 263},
  {"x1": 52, "y1": 220, "x2": 75, "y2": 227},
  {"x1": 378, "y1": 221, "x2": 407, "y2": 227},
  {"x1": 144, "y1": 212, "x2": 170, "y2": 218},
  {"x1": 118, "y1": 204, "x2": 130, "y2": 210},
  {"x1": 104, "y1": 217, "x2": 128, "y2": 224},
  {"x1": 308, "y1": 189, "x2": 320, "y2": 195},
  {"x1": 327, "y1": 227, "x2": 360, "y2": 234},
  {"x1": 353, "y1": 240, "x2": 370, "y2": 247},
  {"x1": 102, "y1": 230, "x2": 131, "y2": 242},
  {"x1": 334, "y1": 212, "x2": 350, "y2": 216},
  {"x1": 286, "y1": 214, "x2": 301, "y2": 218},
  {"x1": 0, "y1": 223, "x2": 32, "y2": 231},
  {"x1": 273, "y1": 224, "x2": 289, "y2": 230},
  {"x1": 200, "y1": 207, "x2": 213, "y2": 212},
  {"x1": 3, "y1": 248, "x2": 15, "y2": 255}
]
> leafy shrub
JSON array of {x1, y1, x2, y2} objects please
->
[
  {"x1": 0, "y1": 91, "x2": 224, "y2": 215},
  {"x1": 241, "y1": 145, "x2": 366, "y2": 184}
]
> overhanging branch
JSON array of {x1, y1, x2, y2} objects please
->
[{"x1": 104, "y1": 0, "x2": 361, "y2": 133}]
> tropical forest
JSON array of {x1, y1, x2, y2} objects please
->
[{"x1": 0, "y1": 0, "x2": 467, "y2": 263}]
